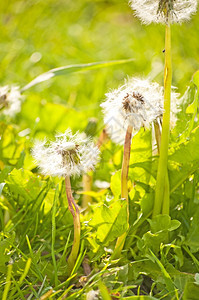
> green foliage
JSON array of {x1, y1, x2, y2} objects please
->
[{"x1": 1, "y1": 0, "x2": 199, "y2": 299}]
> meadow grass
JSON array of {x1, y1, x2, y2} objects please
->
[{"x1": 1, "y1": 0, "x2": 199, "y2": 299}]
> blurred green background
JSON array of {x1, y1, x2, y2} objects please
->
[{"x1": 1, "y1": 0, "x2": 199, "y2": 134}]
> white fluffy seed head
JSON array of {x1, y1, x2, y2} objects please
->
[
  {"x1": 101, "y1": 77, "x2": 179, "y2": 145},
  {"x1": 32, "y1": 129, "x2": 100, "y2": 178},
  {"x1": 129, "y1": 0, "x2": 197, "y2": 24},
  {"x1": 0, "y1": 86, "x2": 23, "y2": 117}
]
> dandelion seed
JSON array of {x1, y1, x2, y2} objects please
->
[
  {"x1": 101, "y1": 78, "x2": 179, "y2": 144},
  {"x1": 129, "y1": 0, "x2": 197, "y2": 24},
  {"x1": 32, "y1": 129, "x2": 100, "y2": 177},
  {"x1": 0, "y1": 86, "x2": 23, "y2": 117}
]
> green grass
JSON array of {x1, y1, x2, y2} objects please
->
[{"x1": 1, "y1": 0, "x2": 199, "y2": 299}]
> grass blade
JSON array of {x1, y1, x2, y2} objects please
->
[
  {"x1": 2, "y1": 264, "x2": 12, "y2": 300},
  {"x1": 52, "y1": 185, "x2": 59, "y2": 287},
  {"x1": 21, "y1": 59, "x2": 134, "y2": 92}
]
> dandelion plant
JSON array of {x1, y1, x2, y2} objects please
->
[
  {"x1": 130, "y1": 0, "x2": 197, "y2": 217},
  {"x1": 32, "y1": 129, "x2": 100, "y2": 273},
  {"x1": 101, "y1": 77, "x2": 171, "y2": 256}
]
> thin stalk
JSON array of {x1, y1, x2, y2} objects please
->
[
  {"x1": 112, "y1": 125, "x2": 133, "y2": 259},
  {"x1": 82, "y1": 173, "x2": 93, "y2": 209},
  {"x1": 82, "y1": 128, "x2": 108, "y2": 210},
  {"x1": 154, "y1": 119, "x2": 162, "y2": 155},
  {"x1": 65, "y1": 176, "x2": 81, "y2": 274},
  {"x1": 153, "y1": 24, "x2": 172, "y2": 217},
  {"x1": 154, "y1": 120, "x2": 170, "y2": 215}
]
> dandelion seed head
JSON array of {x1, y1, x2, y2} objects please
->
[
  {"x1": 32, "y1": 129, "x2": 100, "y2": 177},
  {"x1": 0, "y1": 86, "x2": 23, "y2": 117},
  {"x1": 101, "y1": 77, "x2": 179, "y2": 145},
  {"x1": 86, "y1": 290, "x2": 99, "y2": 300},
  {"x1": 129, "y1": 0, "x2": 197, "y2": 24}
]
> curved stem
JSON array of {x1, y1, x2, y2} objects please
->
[
  {"x1": 65, "y1": 176, "x2": 81, "y2": 274},
  {"x1": 153, "y1": 24, "x2": 172, "y2": 217},
  {"x1": 112, "y1": 125, "x2": 133, "y2": 259}
]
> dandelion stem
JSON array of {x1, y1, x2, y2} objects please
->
[
  {"x1": 82, "y1": 128, "x2": 108, "y2": 210},
  {"x1": 154, "y1": 120, "x2": 170, "y2": 215},
  {"x1": 82, "y1": 173, "x2": 93, "y2": 209},
  {"x1": 154, "y1": 119, "x2": 162, "y2": 154},
  {"x1": 65, "y1": 176, "x2": 81, "y2": 274},
  {"x1": 154, "y1": 24, "x2": 172, "y2": 217},
  {"x1": 112, "y1": 125, "x2": 133, "y2": 259}
]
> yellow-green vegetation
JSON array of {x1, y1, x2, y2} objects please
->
[{"x1": 1, "y1": 0, "x2": 199, "y2": 299}]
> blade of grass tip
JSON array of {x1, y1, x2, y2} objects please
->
[
  {"x1": 56, "y1": 231, "x2": 71, "y2": 271},
  {"x1": 21, "y1": 59, "x2": 134, "y2": 92},
  {"x1": 2, "y1": 264, "x2": 12, "y2": 300},
  {"x1": 48, "y1": 290, "x2": 62, "y2": 299},
  {"x1": 19, "y1": 258, "x2": 32, "y2": 285},
  {"x1": 98, "y1": 280, "x2": 112, "y2": 300},
  {"x1": 52, "y1": 185, "x2": 59, "y2": 287},
  {"x1": 149, "y1": 250, "x2": 179, "y2": 299}
]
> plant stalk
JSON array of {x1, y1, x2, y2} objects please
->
[
  {"x1": 82, "y1": 128, "x2": 108, "y2": 210},
  {"x1": 112, "y1": 125, "x2": 133, "y2": 259},
  {"x1": 82, "y1": 173, "x2": 93, "y2": 209},
  {"x1": 65, "y1": 176, "x2": 81, "y2": 274},
  {"x1": 154, "y1": 119, "x2": 170, "y2": 215},
  {"x1": 153, "y1": 24, "x2": 172, "y2": 217}
]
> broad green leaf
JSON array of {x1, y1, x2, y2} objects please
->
[
  {"x1": 148, "y1": 215, "x2": 181, "y2": 234},
  {"x1": 5, "y1": 168, "x2": 47, "y2": 204},
  {"x1": 89, "y1": 199, "x2": 127, "y2": 245},
  {"x1": 170, "y1": 126, "x2": 199, "y2": 164},
  {"x1": 183, "y1": 282, "x2": 199, "y2": 300},
  {"x1": 21, "y1": 59, "x2": 134, "y2": 91},
  {"x1": 0, "y1": 123, "x2": 25, "y2": 166},
  {"x1": 110, "y1": 170, "x2": 121, "y2": 198},
  {"x1": 169, "y1": 126, "x2": 199, "y2": 193},
  {"x1": 186, "y1": 101, "x2": 195, "y2": 114}
]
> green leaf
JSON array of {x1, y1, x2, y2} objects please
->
[
  {"x1": 5, "y1": 168, "x2": 47, "y2": 204},
  {"x1": 89, "y1": 199, "x2": 127, "y2": 245},
  {"x1": 21, "y1": 59, "x2": 134, "y2": 91},
  {"x1": 110, "y1": 170, "x2": 121, "y2": 198},
  {"x1": 193, "y1": 70, "x2": 199, "y2": 87},
  {"x1": 169, "y1": 126, "x2": 199, "y2": 193},
  {"x1": 148, "y1": 250, "x2": 177, "y2": 296},
  {"x1": 185, "y1": 209, "x2": 199, "y2": 252},
  {"x1": 148, "y1": 215, "x2": 181, "y2": 234},
  {"x1": 183, "y1": 282, "x2": 199, "y2": 300}
]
